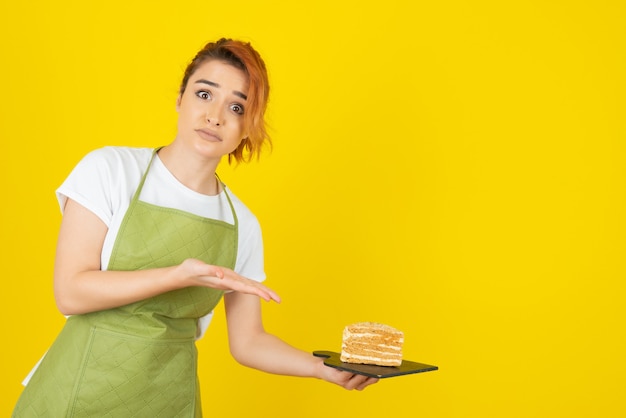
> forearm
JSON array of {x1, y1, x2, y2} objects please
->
[
  {"x1": 230, "y1": 332, "x2": 324, "y2": 378},
  {"x1": 225, "y1": 292, "x2": 324, "y2": 378},
  {"x1": 54, "y1": 266, "x2": 179, "y2": 315}
]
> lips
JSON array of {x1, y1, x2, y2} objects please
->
[{"x1": 195, "y1": 129, "x2": 222, "y2": 142}]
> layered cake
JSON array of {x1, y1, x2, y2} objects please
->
[{"x1": 340, "y1": 322, "x2": 404, "y2": 367}]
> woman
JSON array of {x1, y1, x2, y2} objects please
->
[{"x1": 13, "y1": 38, "x2": 378, "y2": 417}]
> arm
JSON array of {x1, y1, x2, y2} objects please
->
[
  {"x1": 54, "y1": 199, "x2": 280, "y2": 315},
  {"x1": 224, "y1": 291, "x2": 379, "y2": 391}
]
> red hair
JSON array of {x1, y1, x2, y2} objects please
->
[{"x1": 180, "y1": 38, "x2": 271, "y2": 163}]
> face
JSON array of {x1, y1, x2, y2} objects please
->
[{"x1": 175, "y1": 59, "x2": 249, "y2": 160}]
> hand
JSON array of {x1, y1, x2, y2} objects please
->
[
  {"x1": 176, "y1": 258, "x2": 281, "y2": 303},
  {"x1": 317, "y1": 359, "x2": 379, "y2": 391}
]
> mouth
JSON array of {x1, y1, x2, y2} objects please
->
[{"x1": 195, "y1": 129, "x2": 222, "y2": 142}]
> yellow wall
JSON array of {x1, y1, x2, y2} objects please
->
[{"x1": 2, "y1": 1, "x2": 624, "y2": 416}]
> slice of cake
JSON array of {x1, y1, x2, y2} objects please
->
[{"x1": 340, "y1": 322, "x2": 404, "y2": 367}]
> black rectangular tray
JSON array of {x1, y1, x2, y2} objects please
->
[{"x1": 313, "y1": 350, "x2": 438, "y2": 378}]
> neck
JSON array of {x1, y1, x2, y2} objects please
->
[{"x1": 157, "y1": 144, "x2": 221, "y2": 195}]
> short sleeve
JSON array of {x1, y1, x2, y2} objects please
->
[
  {"x1": 56, "y1": 148, "x2": 117, "y2": 226},
  {"x1": 235, "y1": 217, "x2": 266, "y2": 282}
]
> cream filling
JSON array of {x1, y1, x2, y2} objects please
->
[
  {"x1": 342, "y1": 343, "x2": 402, "y2": 351},
  {"x1": 340, "y1": 353, "x2": 401, "y2": 365},
  {"x1": 343, "y1": 329, "x2": 404, "y2": 343},
  {"x1": 341, "y1": 353, "x2": 401, "y2": 360}
]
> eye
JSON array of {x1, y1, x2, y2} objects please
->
[
  {"x1": 230, "y1": 103, "x2": 245, "y2": 115},
  {"x1": 195, "y1": 90, "x2": 211, "y2": 100}
]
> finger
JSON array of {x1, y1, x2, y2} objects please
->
[
  {"x1": 247, "y1": 284, "x2": 281, "y2": 303},
  {"x1": 347, "y1": 374, "x2": 367, "y2": 390},
  {"x1": 263, "y1": 288, "x2": 281, "y2": 303},
  {"x1": 355, "y1": 377, "x2": 379, "y2": 391},
  {"x1": 346, "y1": 373, "x2": 376, "y2": 391},
  {"x1": 332, "y1": 370, "x2": 361, "y2": 390},
  {"x1": 219, "y1": 275, "x2": 281, "y2": 303},
  {"x1": 189, "y1": 260, "x2": 225, "y2": 280},
  {"x1": 230, "y1": 275, "x2": 281, "y2": 303}
]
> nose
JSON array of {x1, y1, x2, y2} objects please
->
[{"x1": 206, "y1": 104, "x2": 222, "y2": 126}]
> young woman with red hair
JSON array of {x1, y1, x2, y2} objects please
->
[{"x1": 13, "y1": 38, "x2": 378, "y2": 417}]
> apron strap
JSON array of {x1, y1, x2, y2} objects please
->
[
  {"x1": 216, "y1": 173, "x2": 239, "y2": 229},
  {"x1": 129, "y1": 147, "x2": 161, "y2": 204}
]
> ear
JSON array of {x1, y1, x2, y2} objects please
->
[{"x1": 175, "y1": 94, "x2": 182, "y2": 111}]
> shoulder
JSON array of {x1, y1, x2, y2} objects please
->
[
  {"x1": 80, "y1": 146, "x2": 153, "y2": 170},
  {"x1": 73, "y1": 146, "x2": 154, "y2": 183}
]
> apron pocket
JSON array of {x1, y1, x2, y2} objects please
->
[{"x1": 69, "y1": 327, "x2": 196, "y2": 417}]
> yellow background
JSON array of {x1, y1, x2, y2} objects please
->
[{"x1": 1, "y1": 1, "x2": 624, "y2": 416}]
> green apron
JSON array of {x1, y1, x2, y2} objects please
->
[{"x1": 13, "y1": 150, "x2": 238, "y2": 417}]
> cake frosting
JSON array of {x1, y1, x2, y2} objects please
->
[{"x1": 340, "y1": 322, "x2": 404, "y2": 367}]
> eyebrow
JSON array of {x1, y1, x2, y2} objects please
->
[{"x1": 195, "y1": 79, "x2": 248, "y2": 100}]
